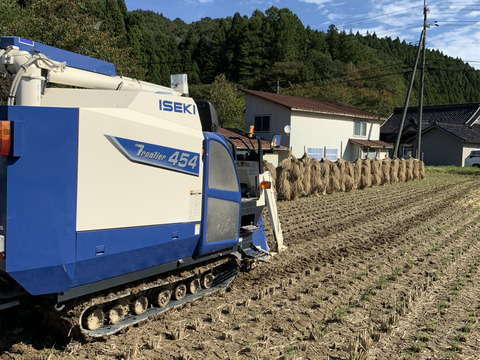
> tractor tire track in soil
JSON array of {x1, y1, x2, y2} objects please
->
[{"x1": 2, "y1": 172, "x2": 480, "y2": 359}]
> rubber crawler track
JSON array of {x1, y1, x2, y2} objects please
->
[{"x1": 46, "y1": 257, "x2": 238, "y2": 339}]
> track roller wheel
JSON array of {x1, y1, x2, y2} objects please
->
[
  {"x1": 188, "y1": 278, "x2": 202, "y2": 294},
  {"x1": 173, "y1": 283, "x2": 187, "y2": 301},
  {"x1": 201, "y1": 272, "x2": 214, "y2": 289},
  {"x1": 108, "y1": 299, "x2": 129, "y2": 325},
  {"x1": 154, "y1": 289, "x2": 172, "y2": 308},
  {"x1": 130, "y1": 296, "x2": 148, "y2": 315},
  {"x1": 84, "y1": 307, "x2": 105, "y2": 331}
]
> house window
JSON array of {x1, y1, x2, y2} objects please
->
[
  {"x1": 254, "y1": 115, "x2": 270, "y2": 132},
  {"x1": 308, "y1": 148, "x2": 338, "y2": 161},
  {"x1": 361, "y1": 149, "x2": 377, "y2": 159},
  {"x1": 354, "y1": 121, "x2": 367, "y2": 137}
]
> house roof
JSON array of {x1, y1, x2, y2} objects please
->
[
  {"x1": 349, "y1": 139, "x2": 393, "y2": 149},
  {"x1": 381, "y1": 103, "x2": 480, "y2": 136},
  {"x1": 218, "y1": 127, "x2": 286, "y2": 151},
  {"x1": 242, "y1": 89, "x2": 384, "y2": 121},
  {"x1": 422, "y1": 122, "x2": 480, "y2": 144}
]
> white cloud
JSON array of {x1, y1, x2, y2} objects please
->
[
  {"x1": 428, "y1": 23, "x2": 480, "y2": 69},
  {"x1": 187, "y1": 0, "x2": 214, "y2": 4},
  {"x1": 298, "y1": 0, "x2": 332, "y2": 5}
]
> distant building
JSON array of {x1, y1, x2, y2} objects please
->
[
  {"x1": 242, "y1": 89, "x2": 389, "y2": 162},
  {"x1": 381, "y1": 103, "x2": 480, "y2": 166}
]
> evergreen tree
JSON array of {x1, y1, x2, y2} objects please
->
[{"x1": 210, "y1": 74, "x2": 245, "y2": 129}]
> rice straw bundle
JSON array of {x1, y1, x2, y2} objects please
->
[
  {"x1": 390, "y1": 156, "x2": 400, "y2": 183},
  {"x1": 326, "y1": 158, "x2": 340, "y2": 194},
  {"x1": 406, "y1": 156, "x2": 414, "y2": 181},
  {"x1": 344, "y1": 160, "x2": 355, "y2": 191},
  {"x1": 353, "y1": 158, "x2": 362, "y2": 189},
  {"x1": 381, "y1": 157, "x2": 391, "y2": 185},
  {"x1": 412, "y1": 158, "x2": 420, "y2": 180},
  {"x1": 309, "y1": 158, "x2": 323, "y2": 195},
  {"x1": 300, "y1": 153, "x2": 312, "y2": 196},
  {"x1": 359, "y1": 156, "x2": 372, "y2": 189},
  {"x1": 371, "y1": 158, "x2": 382, "y2": 186},
  {"x1": 336, "y1": 158, "x2": 347, "y2": 192},
  {"x1": 276, "y1": 157, "x2": 292, "y2": 200},
  {"x1": 398, "y1": 158, "x2": 407, "y2": 182},
  {"x1": 419, "y1": 160, "x2": 426, "y2": 179},
  {"x1": 319, "y1": 158, "x2": 330, "y2": 195}
]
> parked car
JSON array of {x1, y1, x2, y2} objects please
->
[{"x1": 465, "y1": 149, "x2": 480, "y2": 167}]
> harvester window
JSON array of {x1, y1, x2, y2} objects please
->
[
  {"x1": 206, "y1": 197, "x2": 239, "y2": 242},
  {"x1": 208, "y1": 140, "x2": 239, "y2": 192}
]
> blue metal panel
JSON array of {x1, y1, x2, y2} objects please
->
[
  {"x1": 252, "y1": 216, "x2": 269, "y2": 252},
  {"x1": 11, "y1": 121, "x2": 24, "y2": 157},
  {"x1": 4, "y1": 106, "x2": 78, "y2": 295},
  {"x1": 73, "y1": 222, "x2": 200, "y2": 286},
  {"x1": 1, "y1": 37, "x2": 116, "y2": 76}
]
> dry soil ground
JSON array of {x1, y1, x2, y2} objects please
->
[{"x1": 2, "y1": 170, "x2": 480, "y2": 360}]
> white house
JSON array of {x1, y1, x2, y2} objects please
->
[{"x1": 243, "y1": 89, "x2": 389, "y2": 161}]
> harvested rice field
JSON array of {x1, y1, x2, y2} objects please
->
[{"x1": 2, "y1": 169, "x2": 480, "y2": 359}]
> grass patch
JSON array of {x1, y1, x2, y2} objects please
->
[{"x1": 426, "y1": 166, "x2": 480, "y2": 176}]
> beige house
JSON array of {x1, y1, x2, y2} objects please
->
[{"x1": 242, "y1": 89, "x2": 389, "y2": 161}]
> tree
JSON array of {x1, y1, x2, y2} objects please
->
[{"x1": 210, "y1": 74, "x2": 245, "y2": 130}]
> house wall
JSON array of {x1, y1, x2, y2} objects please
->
[
  {"x1": 422, "y1": 128, "x2": 463, "y2": 166},
  {"x1": 244, "y1": 94, "x2": 291, "y2": 148},
  {"x1": 244, "y1": 94, "x2": 382, "y2": 161},
  {"x1": 290, "y1": 111, "x2": 380, "y2": 161}
]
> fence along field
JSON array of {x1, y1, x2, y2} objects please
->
[{"x1": 269, "y1": 152, "x2": 425, "y2": 200}]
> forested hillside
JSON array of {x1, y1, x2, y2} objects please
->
[{"x1": 1, "y1": 0, "x2": 480, "y2": 123}]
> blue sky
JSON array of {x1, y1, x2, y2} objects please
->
[{"x1": 124, "y1": 0, "x2": 480, "y2": 69}]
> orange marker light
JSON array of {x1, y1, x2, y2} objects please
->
[
  {"x1": 247, "y1": 125, "x2": 254, "y2": 138},
  {"x1": 261, "y1": 181, "x2": 271, "y2": 190},
  {"x1": 0, "y1": 121, "x2": 10, "y2": 156}
]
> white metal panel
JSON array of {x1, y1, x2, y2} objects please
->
[
  {"x1": 76, "y1": 107, "x2": 204, "y2": 231},
  {"x1": 41, "y1": 89, "x2": 202, "y2": 132}
]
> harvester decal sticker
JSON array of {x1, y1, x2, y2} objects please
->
[{"x1": 105, "y1": 135, "x2": 200, "y2": 176}]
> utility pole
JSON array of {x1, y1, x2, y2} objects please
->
[
  {"x1": 416, "y1": 2, "x2": 428, "y2": 159},
  {"x1": 393, "y1": 29, "x2": 425, "y2": 157}
]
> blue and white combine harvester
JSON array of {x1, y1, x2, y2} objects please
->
[{"x1": 0, "y1": 37, "x2": 282, "y2": 337}]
